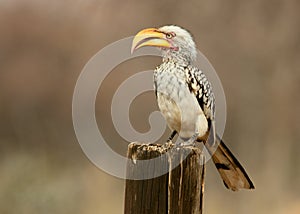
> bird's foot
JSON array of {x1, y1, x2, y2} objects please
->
[
  {"x1": 162, "y1": 139, "x2": 174, "y2": 150},
  {"x1": 162, "y1": 130, "x2": 177, "y2": 150},
  {"x1": 178, "y1": 132, "x2": 199, "y2": 147}
]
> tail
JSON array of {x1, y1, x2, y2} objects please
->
[{"x1": 205, "y1": 135, "x2": 255, "y2": 191}]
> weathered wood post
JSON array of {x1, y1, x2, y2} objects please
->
[{"x1": 124, "y1": 142, "x2": 205, "y2": 214}]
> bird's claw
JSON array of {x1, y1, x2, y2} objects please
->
[{"x1": 174, "y1": 132, "x2": 199, "y2": 148}]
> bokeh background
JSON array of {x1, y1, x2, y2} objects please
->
[{"x1": 1, "y1": 0, "x2": 300, "y2": 213}]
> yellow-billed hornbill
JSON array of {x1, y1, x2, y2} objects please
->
[{"x1": 131, "y1": 25, "x2": 254, "y2": 191}]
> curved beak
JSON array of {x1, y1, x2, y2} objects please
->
[{"x1": 131, "y1": 28, "x2": 171, "y2": 53}]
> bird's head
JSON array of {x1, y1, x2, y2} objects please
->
[{"x1": 131, "y1": 25, "x2": 197, "y2": 64}]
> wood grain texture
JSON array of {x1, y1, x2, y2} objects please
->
[{"x1": 124, "y1": 142, "x2": 205, "y2": 214}]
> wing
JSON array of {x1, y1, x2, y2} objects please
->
[
  {"x1": 185, "y1": 65, "x2": 216, "y2": 146},
  {"x1": 185, "y1": 66, "x2": 215, "y2": 120}
]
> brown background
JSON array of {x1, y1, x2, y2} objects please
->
[{"x1": 1, "y1": 0, "x2": 300, "y2": 213}]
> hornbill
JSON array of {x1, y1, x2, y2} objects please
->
[{"x1": 131, "y1": 25, "x2": 254, "y2": 191}]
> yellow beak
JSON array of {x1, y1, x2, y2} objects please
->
[{"x1": 131, "y1": 28, "x2": 171, "y2": 53}]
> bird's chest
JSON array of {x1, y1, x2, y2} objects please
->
[{"x1": 154, "y1": 70, "x2": 207, "y2": 138}]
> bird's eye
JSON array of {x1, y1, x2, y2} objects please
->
[{"x1": 166, "y1": 32, "x2": 175, "y2": 39}]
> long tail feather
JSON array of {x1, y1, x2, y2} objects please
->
[{"x1": 205, "y1": 135, "x2": 255, "y2": 191}]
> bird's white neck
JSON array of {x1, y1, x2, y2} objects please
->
[{"x1": 161, "y1": 48, "x2": 195, "y2": 66}]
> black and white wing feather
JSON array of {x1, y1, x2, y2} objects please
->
[{"x1": 185, "y1": 65, "x2": 216, "y2": 145}]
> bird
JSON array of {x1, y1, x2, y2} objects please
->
[{"x1": 131, "y1": 25, "x2": 254, "y2": 191}]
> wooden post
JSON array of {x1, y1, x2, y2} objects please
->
[{"x1": 124, "y1": 142, "x2": 205, "y2": 214}]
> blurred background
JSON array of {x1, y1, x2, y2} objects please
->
[{"x1": 1, "y1": 0, "x2": 300, "y2": 213}]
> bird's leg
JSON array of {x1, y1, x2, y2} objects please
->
[
  {"x1": 163, "y1": 130, "x2": 177, "y2": 150},
  {"x1": 182, "y1": 132, "x2": 199, "y2": 146},
  {"x1": 167, "y1": 130, "x2": 177, "y2": 142}
]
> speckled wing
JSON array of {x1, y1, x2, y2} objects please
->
[{"x1": 185, "y1": 65, "x2": 216, "y2": 145}]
